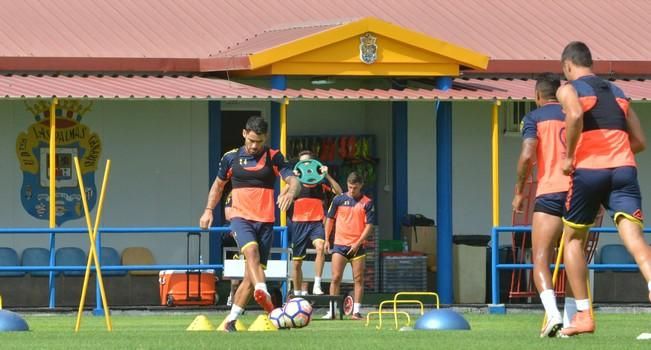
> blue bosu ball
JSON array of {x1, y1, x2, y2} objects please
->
[
  {"x1": 414, "y1": 309, "x2": 470, "y2": 331},
  {"x1": 0, "y1": 309, "x2": 30, "y2": 332}
]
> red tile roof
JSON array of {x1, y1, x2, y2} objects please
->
[
  {"x1": 2, "y1": 75, "x2": 650, "y2": 101},
  {"x1": 1, "y1": 0, "x2": 650, "y2": 74},
  {"x1": 276, "y1": 78, "x2": 651, "y2": 101},
  {"x1": 0, "y1": 75, "x2": 281, "y2": 100},
  {"x1": 211, "y1": 22, "x2": 347, "y2": 58}
]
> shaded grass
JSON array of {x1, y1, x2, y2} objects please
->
[{"x1": 0, "y1": 312, "x2": 650, "y2": 349}]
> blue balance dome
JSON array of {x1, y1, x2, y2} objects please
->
[
  {"x1": 0, "y1": 309, "x2": 30, "y2": 332},
  {"x1": 414, "y1": 309, "x2": 470, "y2": 331}
]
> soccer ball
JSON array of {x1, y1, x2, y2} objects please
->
[
  {"x1": 268, "y1": 307, "x2": 290, "y2": 329},
  {"x1": 283, "y1": 297, "x2": 313, "y2": 328}
]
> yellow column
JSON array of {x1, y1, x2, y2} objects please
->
[
  {"x1": 280, "y1": 98, "x2": 289, "y2": 226},
  {"x1": 491, "y1": 101, "x2": 501, "y2": 227},
  {"x1": 49, "y1": 98, "x2": 58, "y2": 228}
]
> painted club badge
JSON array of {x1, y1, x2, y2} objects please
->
[
  {"x1": 15, "y1": 100, "x2": 102, "y2": 225},
  {"x1": 359, "y1": 32, "x2": 378, "y2": 65}
]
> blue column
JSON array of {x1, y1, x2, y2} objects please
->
[
  {"x1": 271, "y1": 76, "x2": 286, "y2": 252},
  {"x1": 392, "y1": 101, "x2": 408, "y2": 239},
  {"x1": 436, "y1": 100, "x2": 453, "y2": 304},
  {"x1": 208, "y1": 101, "x2": 223, "y2": 265},
  {"x1": 271, "y1": 75, "x2": 287, "y2": 91},
  {"x1": 270, "y1": 76, "x2": 286, "y2": 150},
  {"x1": 93, "y1": 231, "x2": 104, "y2": 315},
  {"x1": 47, "y1": 232, "x2": 56, "y2": 308},
  {"x1": 436, "y1": 77, "x2": 453, "y2": 91}
]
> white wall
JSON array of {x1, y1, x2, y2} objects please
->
[
  {"x1": 363, "y1": 102, "x2": 393, "y2": 238},
  {"x1": 407, "y1": 102, "x2": 437, "y2": 220},
  {"x1": 288, "y1": 101, "x2": 367, "y2": 135},
  {"x1": 0, "y1": 100, "x2": 211, "y2": 264}
]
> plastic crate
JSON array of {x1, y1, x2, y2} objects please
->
[
  {"x1": 381, "y1": 253, "x2": 427, "y2": 293},
  {"x1": 379, "y1": 240, "x2": 403, "y2": 253}
]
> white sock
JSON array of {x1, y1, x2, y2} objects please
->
[
  {"x1": 353, "y1": 303, "x2": 361, "y2": 314},
  {"x1": 314, "y1": 276, "x2": 322, "y2": 287},
  {"x1": 255, "y1": 283, "x2": 269, "y2": 295},
  {"x1": 294, "y1": 289, "x2": 301, "y2": 296},
  {"x1": 575, "y1": 298, "x2": 590, "y2": 312},
  {"x1": 648, "y1": 281, "x2": 651, "y2": 292},
  {"x1": 563, "y1": 297, "x2": 577, "y2": 327},
  {"x1": 226, "y1": 304, "x2": 244, "y2": 322},
  {"x1": 540, "y1": 289, "x2": 561, "y2": 319},
  {"x1": 301, "y1": 290, "x2": 308, "y2": 296}
]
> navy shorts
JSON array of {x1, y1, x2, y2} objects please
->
[
  {"x1": 230, "y1": 217, "x2": 274, "y2": 267},
  {"x1": 331, "y1": 244, "x2": 366, "y2": 261},
  {"x1": 291, "y1": 221, "x2": 325, "y2": 260},
  {"x1": 564, "y1": 166, "x2": 644, "y2": 227},
  {"x1": 533, "y1": 192, "x2": 567, "y2": 217}
]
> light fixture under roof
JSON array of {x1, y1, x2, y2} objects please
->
[{"x1": 310, "y1": 77, "x2": 336, "y2": 85}]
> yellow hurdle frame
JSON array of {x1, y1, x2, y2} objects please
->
[
  {"x1": 367, "y1": 291, "x2": 440, "y2": 329},
  {"x1": 365, "y1": 311, "x2": 411, "y2": 329}
]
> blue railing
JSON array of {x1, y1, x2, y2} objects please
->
[
  {"x1": 490, "y1": 226, "x2": 648, "y2": 306},
  {"x1": 0, "y1": 226, "x2": 288, "y2": 313}
]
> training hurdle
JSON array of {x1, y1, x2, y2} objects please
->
[
  {"x1": 365, "y1": 310, "x2": 411, "y2": 329},
  {"x1": 366, "y1": 291, "x2": 440, "y2": 330},
  {"x1": 489, "y1": 226, "x2": 650, "y2": 313}
]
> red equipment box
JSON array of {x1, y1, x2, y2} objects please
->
[{"x1": 159, "y1": 269, "x2": 217, "y2": 306}]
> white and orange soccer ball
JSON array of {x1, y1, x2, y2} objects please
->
[
  {"x1": 269, "y1": 307, "x2": 291, "y2": 329},
  {"x1": 283, "y1": 297, "x2": 313, "y2": 328}
]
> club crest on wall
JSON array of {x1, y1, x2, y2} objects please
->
[
  {"x1": 359, "y1": 32, "x2": 378, "y2": 65},
  {"x1": 15, "y1": 100, "x2": 102, "y2": 225}
]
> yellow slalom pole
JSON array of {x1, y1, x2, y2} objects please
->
[
  {"x1": 73, "y1": 158, "x2": 113, "y2": 331},
  {"x1": 90, "y1": 160, "x2": 113, "y2": 330},
  {"x1": 74, "y1": 157, "x2": 93, "y2": 331},
  {"x1": 584, "y1": 235, "x2": 594, "y2": 318},
  {"x1": 587, "y1": 276, "x2": 594, "y2": 318},
  {"x1": 280, "y1": 97, "x2": 289, "y2": 227},
  {"x1": 49, "y1": 98, "x2": 58, "y2": 228},
  {"x1": 541, "y1": 231, "x2": 565, "y2": 329},
  {"x1": 491, "y1": 101, "x2": 501, "y2": 227}
]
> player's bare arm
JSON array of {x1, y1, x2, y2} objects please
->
[
  {"x1": 324, "y1": 217, "x2": 335, "y2": 252},
  {"x1": 321, "y1": 166, "x2": 343, "y2": 195},
  {"x1": 557, "y1": 84, "x2": 584, "y2": 175},
  {"x1": 627, "y1": 106, "x2": 647, "y2": 154},
  {"x1": 349, "y1": 224, "x2": 374, "y2": 255},
  {"x1": 199, "y1": 177, "x2": 228, "y2": 229},
  {"x1": 513, "y1": 138, "x2": 537, "y2": 213},
  {"x1": 277, "y1": 175, "x2": 301, "y2": 212}
]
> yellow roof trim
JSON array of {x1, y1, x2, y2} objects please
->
[
  {"x1": 247, "y1": 17, "x2": 489, "y2": 73},
  {"x1": 238, "y1": 62, "x2": 460, "y2": 77}
]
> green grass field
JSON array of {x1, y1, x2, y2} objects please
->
[{"x1": 1, "y1": 312, "x2": 651, "y2": 350}]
